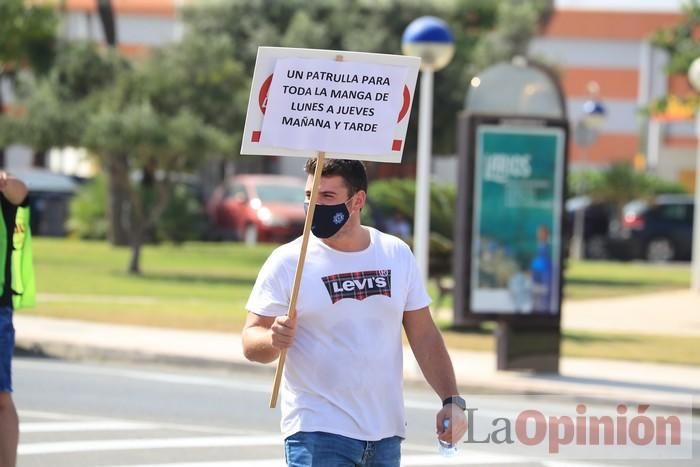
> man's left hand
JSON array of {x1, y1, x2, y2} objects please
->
[{"x1": 436, "y1": 404, "x2": 468, "y2": 444}]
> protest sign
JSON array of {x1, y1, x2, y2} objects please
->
[{"x1": 241, "y1": 47, "x2": 419, "y2": 162}]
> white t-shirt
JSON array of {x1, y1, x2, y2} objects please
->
[{"x1": 246, "y1": 226, "x2": 431, "y2": 441}]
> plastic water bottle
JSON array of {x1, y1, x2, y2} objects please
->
[{"x1": 438, "y1": 418, "x2": 458, "y2": 457}]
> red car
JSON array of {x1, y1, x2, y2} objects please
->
[{"x1": 207, "y1": 174, "x2": 307, "y2": 243}]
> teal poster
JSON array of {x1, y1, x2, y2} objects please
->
[{"x1": 471, "y1": 125, "x2": 564, "y2": 314}]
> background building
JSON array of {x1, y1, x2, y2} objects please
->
[{"x1": 530, "y1": 0, "x2": 695, "y2": 191}]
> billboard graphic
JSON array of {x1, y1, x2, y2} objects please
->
[{"x1": 470, "y1": 125, "x2": 565, "y2": 314}]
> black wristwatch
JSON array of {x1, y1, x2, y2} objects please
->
[{"x1": 442, "y1": 395, "x2": 466, "y2": 411}]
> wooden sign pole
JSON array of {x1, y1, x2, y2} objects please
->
[{"x1": 269, "y1": 151, "x2": 326, "y2": 408}]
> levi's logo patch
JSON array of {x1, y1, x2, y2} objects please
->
[{"x1": 321, "y1": 270, "x2": 391, "y2": 304}]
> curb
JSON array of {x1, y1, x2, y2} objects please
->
[{"x1": 14, "y1": 338, "x2": 277, "y2": 377}]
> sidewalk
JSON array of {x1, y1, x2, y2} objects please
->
[
  {"x1": 561, "y1": 289, "x2": 700, "y2": 336},
  {"x1": 13, "y1": 305, "x2": 700, "y2": 412}
]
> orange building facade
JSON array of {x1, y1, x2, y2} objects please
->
[{"x1": 530, "y1": 0, "x2": 695, "y2": 190}]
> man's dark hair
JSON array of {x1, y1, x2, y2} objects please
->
[{"x1": 304, "y1": 158, "x2": 368, "y2": 196}]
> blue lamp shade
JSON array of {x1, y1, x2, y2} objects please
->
[
  {"x1": 582, "y1": 100, "x2": 606, "y2": 129},
  {"x1": 402, "y1": 16, "x2": 455, "y2": 71}
]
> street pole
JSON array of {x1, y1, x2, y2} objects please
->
[
  {"x1": 402, "y1": 16, "x2": 454, "y2": 286},
  {"x1": 571, "y1": 82, "x2": 605, "y2": 261},
  {"x1": 692, "y1": 112, "x2": 700, "y2": 291},
  {"x1": 572, "y1": 203, "x2": 585, "y2": 259},
  {"x1": 571, "y1": 136, "x2": 589, "y2": 261},
  {"x1": 413, "y1": 69, "x2": 434, "y2": 286},
  {"x1": 687, "y1": 57, "x2": 700, "y2": 292}
]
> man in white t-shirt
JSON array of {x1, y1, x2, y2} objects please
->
[{"x1": 242, "y1": 158, "x2": 467, "y2": 466}]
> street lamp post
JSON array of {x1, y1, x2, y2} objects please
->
[
  {"x1": 686, "y1": 58, "x2": 700, "y2": 292},
  {"x1": 401, "y1": 16, "x2": 454, "y2": 286},
  {"x1": 571, "y1": 82, "x2": 606, "y2": 260}
]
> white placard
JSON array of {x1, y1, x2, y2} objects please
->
[
  {"x1": 261, "y1": 59, "x2": 406, "y2": 156},
  {"x1": 241, "y1": 47, "x2": 420, "y2": 163}
]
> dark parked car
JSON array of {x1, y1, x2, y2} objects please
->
[
  {"x1": 206, "y1": 174, "x2": 306, "y2": 243},
  {"x1": 564, "y1": 196, "x2": 615, "y2": 259},
  {"x1": 13, "y1": 168, "x2": 80, "y2": 237},
  {"x1": 608, "y1": 194, "x2": 694, "y2": 262}
]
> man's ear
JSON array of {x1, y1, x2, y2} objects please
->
[{"x1": 353, "y1": 190, "x2": 367, "y2": 212}]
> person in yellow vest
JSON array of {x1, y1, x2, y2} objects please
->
[{"x1": 0, "y1": 171, "x2": 28, "y2": 467}]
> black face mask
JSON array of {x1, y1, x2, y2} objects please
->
[{"x1": 304, "y1": 197, "x2": 353, "y2": 239}]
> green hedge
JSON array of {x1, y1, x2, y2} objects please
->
[
  {"x1": 363, "y1": 178, "x2": 456, "y2": 277},
  {"x1": 67, "y1": 175, "x2": 205, "y2": 243}
]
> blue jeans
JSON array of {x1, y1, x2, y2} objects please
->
[
  {"x1": 0, "y1": 306, "x2": 14, "y2": 392},
  {"x1": 285, "y1": 431, "x2": 401, "y2": 467}
]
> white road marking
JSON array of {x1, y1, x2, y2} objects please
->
[
  {"x1": 542, "y1": 462, "x2": 618, "y2": 467},
  {"x1": 400, "y1": 452, "x2": 531, "y2": 465},
  {"x1": 103, "y1": 461, "x2": 285, "y2": 467},
  {"x1": 19, "y1": 435, "x2": 284, "y2": 455},
  {"x1": 100, "y1": 453, "x2": 618, "y2": 467},
  {"x1": 14, "y1": 359, "x2": 272, "y2": 392},
  {"x1": 18, "y1": 409, "x2": 265, "y2": 436},
  {"x1": 20, "y1": 420, "x2": 158, "y2": 433},
  {"x1": 18, "y1": 410, "x2": 96, "y2": 421}
]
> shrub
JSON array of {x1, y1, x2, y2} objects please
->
[
  {"x1": 363, "y1": 178, "x2": 456, "y2": 277},
  {"x1": 569, "y1": 164, "x2": 687, "y2": 202},
  {"x1": 156, "y1": 182, "x2": 206, "y2": 243},
  {"x1": 363, "y1": 178, "x2": 456, "y2": 238},
  {"x1": 67, "y1": 174, "x2": 205, "y2": 243},
  {"x1": 67, "y1": 175, "x2": 108, "y2": 239}
]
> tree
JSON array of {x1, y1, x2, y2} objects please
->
[
  {"x1": 83, "y1": 104, "x2": 232, "y2": 273},
  {"x1": 92, "y1": 0, "x2": 137, "y2": 244},
  {"x1": 8, "y1": 41, "x2": 132, "y2": 245},
  {"x1": 469, "y1": 0, "x2": 551, "y2": 72},
  {"x1": 8, "y1": 34, "x2": 240, "y2": 273},
  {"x1": 140, "y1": 33, "x2": 247, "y2": 145},
  {"x1": 0, "y1": 0, "x2": 57, "y2": 165},
  {"x1": 650, "y1": 0, "x2": 700, "y2": 75},
  {"x1": 106, "y1": 32, "x2": 244, "y2": 272},
  {"x1": 646, "y1": 0, "x2": 700, "y2": 116}
]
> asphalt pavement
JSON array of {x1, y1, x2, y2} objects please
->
[{"x1": 13, "y1": 357, "x2": 700, "y2": 467}]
